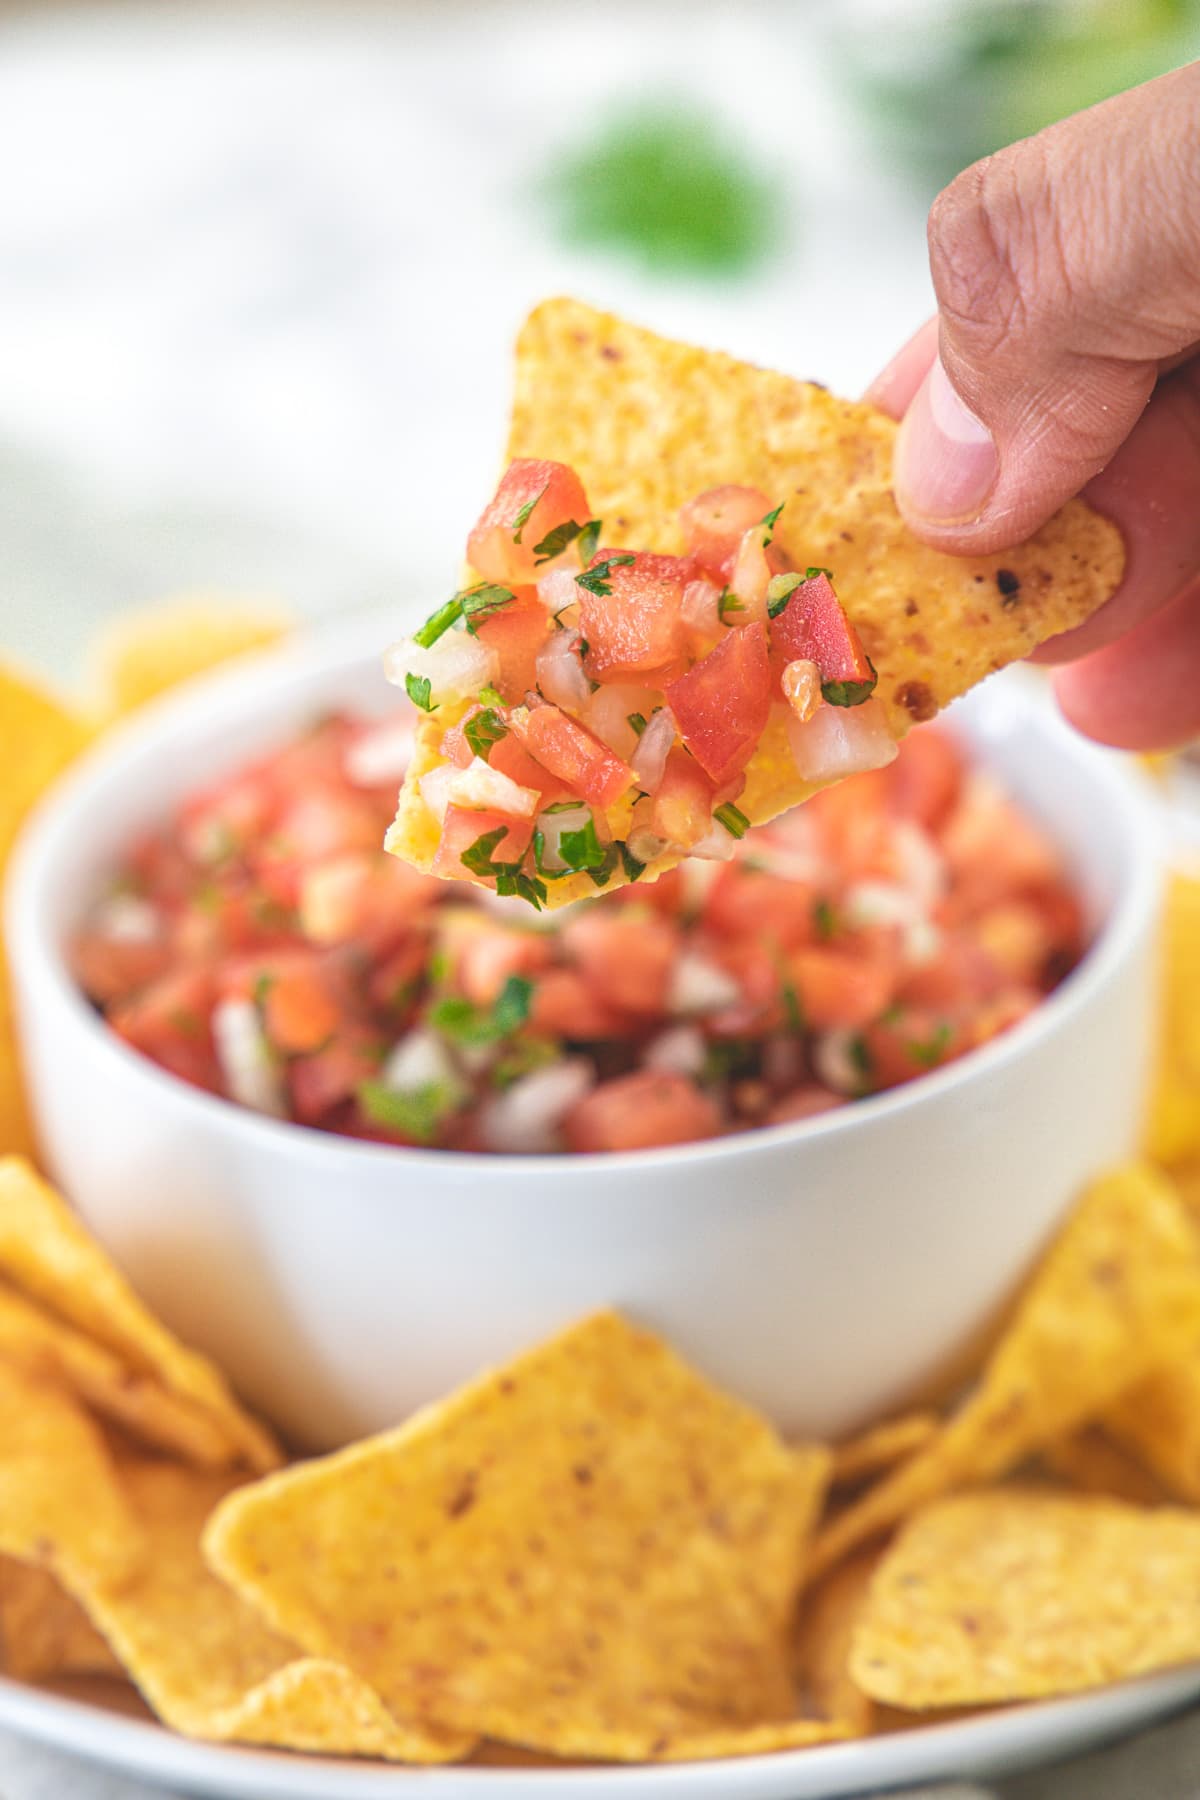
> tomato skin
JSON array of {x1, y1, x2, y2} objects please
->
[
  {"x1": 769, "y1": 573, "x2": 874, "y2": 690},
  {"x1": 466, "y1": 460, "x2": 591, "y2": 586},
  {"x1": 486, "y1": 731, "x2": 572, "y2": 806},
  {"x1": 528, "y1": 968, "x2": 634, "y2": 1039},
  {"x1": 578, "y1": 551, "x2": 694, "y2": 683},
  {"x1": 679, "y1": 486, "x2": 773, "y2": 579},
  {"x1": 665, "y1": 621, "x2": 771, "y2": 787},
  {"x1": 564, "y1": 1070, "x2": 721, "y2": 1152},
  {"x1": 517, "y1": 705, "x2": 634, "y2": 809},
  {"x1": 471, "y1": 592, "x2": 550, "y2": 705},
  {"x1": 561, "y1": 911, "x2": 678, "y2": 1016},
  {"x1": 788, "y1": 946, "x2": 897, "y2": 1031},
  {"x1": 110, "y1": 968, "x2": 221, "y2": 1093},
  {"x1": 433, "y1": 805, "x2": 534, "y2": 881},
  {"x1": 650, "y1": 748, "x2": 716, "y2": 850}
]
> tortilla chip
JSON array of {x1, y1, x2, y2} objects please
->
[
  {"x1": 64, "y1": 1455, "x2": 468, "y2": 1762},
  {"x1": 808, "y1": 1163, "x2": 1200, "y2": 1578},
  {"x1": 0, "y1": 1556, "x2": 123, "y2": 1683},
  {"x1": 831, "y1": 1413, "x2": 940, "y2": 1489},
  {"x1": 851, "y1": 1487, "x2": 1200, "y2": 1708},
  {"x1": 792, "y1": 1551, "x2": 882, "y2": 1736},
  {"x1": 0, "y1": 1159, "x2": 278, "y2": 1473},
  {"x1": 0, "y1": 1283, "x2": 239, "y2": 1469},
  {"x1": 92, "y1": 596, "x2": 291, "y2": 718},
  {"x1": 1104, "y1": 1338, "x2": 1200, "y2": 1504},
  {"x1": 389, "y1": 299, "x2": 1122, "y2": 905},
  {"x1": 1144, "y1": 872, "x2": 1200, "y2": 1167},
  {"x1": 206, "y1": 1312, "x2": 830, "y2": 1761},
  {"x1": 1037, "y1": 1425, "x2": 1170, "y2": 1506},
  {"x1": 0, "y1": 1359, "x2": 139, "y2": 1585},
  {"x1": 646, "y1": 1719, "x2": 854, "y2": 1760},
  {"x1": 0, "y1": 666, "x2": 90, "y2": 1157}
]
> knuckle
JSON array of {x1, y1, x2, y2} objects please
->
[{"x1": 927, "y1": 145, "x2": 1068, "y2": 356}]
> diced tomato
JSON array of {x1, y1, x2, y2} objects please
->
[
  {"x1": 368, "y1": 934, "x2": 430, "y2": 1018},
  {"x1": 939, "y1": 776, "x2": 1064, "y2": 914},
  {"x1": 703, "y1": 863, "x2": 819, "y2": 950},
  {"x1": 862, "y1": 1009, "x2": 962, "y2": 1090},
  {"x1": 110, "y1": 968, "x2": 221, "y2": 1093},
  {"x1": 471, "y1": 593, "x2": 551, "y2": 705},
  {"x1": 578, "y1": 551, "x2": 694, "y2": 683},
  {"x1": 679, "y1": 486, "x2": 773, "y2": 580},
  {"x1": 486, "y1": 732, "x2": 572, "y2": 806},
  {"x1": 788, "y1": 946, "x2": 897, "y2": 1031},
  {"x1": 895, "y1": 934, "x2": 1003, "y2": 1011},
  {"x1": 886, "y1": 726, "x2": 964, "y2": 830},
  {"x1": 179, "y1": 768, "x2": 279, "y2": 865},
  {"x1": 288, "y1": 1026, "x2": 388, "y2": 1124},
  {"x1": 967, "y1": 987, "x2": 1040, "y2": 1049},
  {"x1": 665, "y1": 622, "x2": 771, "y2": 787},
  {"x1": 267, "y1": 786, "x2": 384, "y2": 867},
  {"x1": 561, "y1": 911, "x2": 678, "y2": 1016},
  {"x1": 650, "y1": 748, "x2": 716, "y2": 851},
  {"x1": 443, "y1": 919, "x2": 556, "y2": 1007},
  {"x1": 438, "y1": 710, "x2": 479, "y2": 769},
  {"x1": 432, "y1": 805, "x2": 534, "y2": 881},
  {"x1": 71, "y1": 930, "x2": 173, "y2": 1007},
  {"x1": 466, "y1": 459, "x2": 591, "y2": 586},
  {"x1": 769, "y1": 573, "x2": 875, "y2": 699},
  {"x1": 173, "y1": 878, "x2": 301, "y2": 962},
  {"x1": 517, "y1": 705, "x2": 634, "y2": 809},
  {"x1": 527, "y1": 968, "x2": 635, "y2": 1040},
  {"x1": 706, "y1": 938, "x2": 788, "y2": 1035},
  {"x1": 766, "y1": 1086, "x2": 845, "y2": 1127},
  {"x1": 298, "y1": 851, "x2": 440, "y2": 951},
  {"x1": 564, "y1": 1071, "x2": 721, "y2": 1152}
]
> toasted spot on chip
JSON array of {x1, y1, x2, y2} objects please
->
[
  {"x1": 205, "y1": 1312, "x2": 831, "y2": 1761},
  {"x1": 851, "y1": 1487, "x2": 1200, "y2": 1708},
  {"x1": 65, "y1": 1455, "x2": 467, "y2": 1763},
  {"x1": 92, "y1": 596, "x2": 291, "y2": 717},
  {"x1": 0, "y1": 1556, "x2": 123, "y2": 1683},
  {"x1": 809, "y1": 1163, "x2": 1200, "y2": 1578},
  {"x1": 0, "y1": 1359, "x2": 139, "y2": 1586},
  {"x1": 0, "y1": 1282, "x2": 237, "y2": 1469},
  {"x1": 0, "y1": 1159, "x2": 279, "y2": 1474},
  {"x1": 831, "y1": 1413, "x2": 940, "y2": 1489}
]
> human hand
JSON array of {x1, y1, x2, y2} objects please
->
[{"x1": 867, "y1": 61, "x2": 1200, "y2": 750}]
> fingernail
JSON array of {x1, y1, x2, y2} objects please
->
[{"x1": 895, "y1": 357, "x2": 998, "y2": 523}]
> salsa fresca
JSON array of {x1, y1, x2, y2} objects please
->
[
  {"x1": 384, "y1": 460, "x2": 894, "y2": 905},
  {"x1": 72, "y1": 713, "x2": 1084, "y2": 1154}
]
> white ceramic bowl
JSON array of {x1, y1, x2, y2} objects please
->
[{"x1": 6, "y1": 618, "x2": 1161, "y2": 1451}]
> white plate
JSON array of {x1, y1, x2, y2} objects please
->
[{"x1": 2, "y1": 1668, "x2": 1199, "y2": 1800}]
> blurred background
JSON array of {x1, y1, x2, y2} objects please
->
[{"x1": 2, "y1": 0, "x2": 1198, "y2": 684}]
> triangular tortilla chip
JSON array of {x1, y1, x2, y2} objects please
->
[
  {"x1": 0, "y1": 1556, "x2": 123, "y2": 1683},
  {"x1": 389, "y1": 299, "x2": 1123, "y2": 907},
  {"x1": 0, "y1": 1159, "x2": 279, "y2": 1474},
  {"x1": 205, "y1": 1311, "x2": 831, "y2": 1762}
]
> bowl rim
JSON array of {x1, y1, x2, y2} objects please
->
[{"x1": 5, "y1": 614, "x2": 1164, "y2": 1179}]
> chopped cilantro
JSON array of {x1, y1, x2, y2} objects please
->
[
  {"x1": 490, "y1": 1037, "x2": 559, "y2": 1089},
  {"x1": 412, "y1": 594, "x2": 465, "y2": 648},
  {"x1": 430, "y1": 974, "x2": 534, "y2": 1047},
  {"x1": 576, "y1": 519, "x2": 602, "y2": 565},
  {"x1": 760, "y1": 502, "x2": 785, "y2": 546},
  {"x1": 575, "y1": 553, "x2": 636, "y2": 597},
  {"x1": 511, "y1": 482, "x2": 548, "y2": 544},
  {"x1": 461, "y1": 583, "x2": 516, "y2": 633},
  {"x1": 478, "y1": 684, "x2": 504, "y2": 707},
  {"x1": 619, "y1": 842, "x2": 646, "y2": 883},
  {"x1": 848, "y1": 1034, "x2": 873, "y2": 1081},
  {"x1": 461, "y1": 826, "x2": 511, "y2": 876},
  {"x1": 542, "y1": 799, "x2": 583, "y2": 814},
  {"x1": 627, "y1": 711, "x2": 648, "y2": 737},
  {"x1": 718, "y1": 588, "x2": 746, "y2": 623},
  {"x1": 907, "y1": 1021, "x2": 953, "y2": 1068},
  {"x1": 804, "y1": 565, "x2": 834, "y2": 582},
  {"x1": 168, "y1": 1007, "x2": 201, "y2": 1039},
  {"x1": 587, "y1": 844, "x2": 620, "y2": 888},
  {"x1": 532, "y1": 517, "x2": 584, "y2": 562},
  {"x1": 464, "y1": 707, "x2": 508, "y2": 758},
  {"x1": 532, "y1": 828, "x2": 574, "y2": 879},
  {"x1": 822, "y1": 658, "x2": 878, "y2": 708},
  {"x1": 813, "y1": 898, "x2": 838, "y2": 941},
  {"x1": 713, "y1": 802, "x2": 750, "y2": 839},
  {"x1": 252, "y1": 972, "x2": 275, "y2": 1008},
  {"x1": 766, "y1": 572, "x2": 802, "y2": 619},
  {"x1": 357, "y1": 1080, "x2": 456, "y2": 1144},
  {"x1": 405, "y1": 672, "x2": 436, "y2": 713},
  {"x1": 558, "y1": 816, "x2": 607, "y2": 871},
  {"x1": 780, "y1": 979, "x2": 805, "y2": 1035},
  {"x1": 462, "y1": 827, "x2": 548, "y2": 910}
]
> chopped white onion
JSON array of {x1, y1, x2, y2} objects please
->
[
  {"x1": 343, "y1": 719, "x2": 416, "y2": 788},
  {"x1": 676, "y1": 856, "x2": 721, "y2": 911},
  {"x1": 845, "y1": 881, "x2": 920, "y2": 931},
  {"x1": 384, "y1": 629, "x2": 499, "y2": 706},
  {"x1": 688, "y1": 820, "x2": 739, "y2": 862},
  {"x1": 480, "y1": 1058, "x2": 595, "y2": 1153},
  {"x1": 585, "y1": 683, "x2": 655, "y2": 760},
  {"x1": 533, "y1": 803, "x2": 595, "y2": 872},
  {"x1": 535, "y1": 629, "x2": 592, "y2": 715},
  {"x1": 904, "y1": 917, "x2": 944, "y2": 967},
  {"x1": 93, "y1": 894, "x2": 161, "y2": 943},
  {"x1": 786, "y1": 697, "x2": 898, "y2": 784},
  {"x1": 380, "y1": 1028, "x2": 464, "y2": 1101},
  {"x1": 812, "y1": 1028, "x2": 866, "y2": 1097},
  {"x1": 212, "y1": 999, "x2": 287, "y2": 1119},
  {"x1": 418, "y1": 763, "x2": 458, "y2": 826},
  {"x1": 681, "y1": 578, "x2": 722, "y2": 637},
  {"x1": 446, "y1": 757, "x2": 540, "y2": 819},
  {"x1": 643, "y1": 1024, "x2": 707, "y2": 1077},
  {"x1": 668, "y1": 952, "x2": 742, "y2": 1016},
  {"x1": 631, "y1": 707, "x2": 676, "y2": 793},
  {"x1": 535, "y1": 568, "x2": 581, "y2": 614}
]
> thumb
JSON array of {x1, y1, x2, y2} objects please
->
[{"x1": 895, "y1": 61, "x2": 1200, "y2": 553}]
